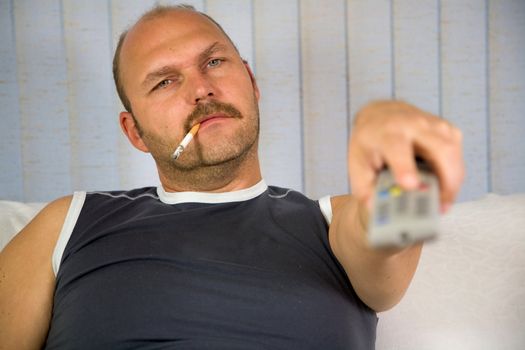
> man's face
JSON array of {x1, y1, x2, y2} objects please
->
[{"x1": 119, "y1": 10, "x2": 260, "y2": 171}]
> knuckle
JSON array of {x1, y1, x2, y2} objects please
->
[
  {"x1": 434, "y1": 119, "x2": 453, "y2": 137},
  {"x1": 416, "y1": 114, "x2": 433, "y2": 128},
  {"x1": 382, "y1": 119, "x2": 411, "y2": 140},
  {"x1": 439, "y1": 120, "x2": 452, "y2": 133}
]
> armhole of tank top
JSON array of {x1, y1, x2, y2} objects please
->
[
  {"x1": 52, "y1": 191, "x2": 87, "y2": 277},
  {"x1": 318, "y1": 195, "x2": 333, "y2": 226}
]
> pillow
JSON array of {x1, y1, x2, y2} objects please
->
[
  {"x1": 376, "y1": 193, "x2": 525, "y2": 350},
  {"x1": 0, "y1": 200, "x2": 46, "y2": 250}
]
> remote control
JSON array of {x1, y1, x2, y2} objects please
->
[{"x1": 368, "y1": 161, "x2": 440, "y2": 248}]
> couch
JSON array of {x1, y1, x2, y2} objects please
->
[{"x1": 1, "y1": 193, "x2": 524, "y2": 349}]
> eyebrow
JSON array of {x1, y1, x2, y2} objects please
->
[
  {"x1": 197, "y1": 41, "x2": 226, "y2": 64},
  {"x1": 142, "y1": 66, "x2": 178, "y2": 89},
  {"x1": 141, "y1": 41, "x2": 228, "y2": 89}
]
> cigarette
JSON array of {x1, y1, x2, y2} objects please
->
[{"x1": 172, "y1": 123, "x2": 200, "y2": 160}]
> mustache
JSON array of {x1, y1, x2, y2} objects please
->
[{"x1": 184, "y1": 101, "x2": 243, "y2": 131}]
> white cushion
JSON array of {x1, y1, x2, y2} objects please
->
[
  {"x1": 377, "y1": 193, "x2": 525, "y2": 350},
  {"x1": 0, "y1": 200, "x2": 46, "y2": 250}
]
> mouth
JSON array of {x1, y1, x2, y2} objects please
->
[{"x1": 190, "y1": 113, "x2": 231, "y2": 130}]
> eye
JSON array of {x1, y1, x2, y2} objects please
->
[
  {"x1": 207, "y1": 58, "x2": 222, "y2": 68},
  {"x1": 157, "y1": 79, "x2": 173, "y2": 89}
]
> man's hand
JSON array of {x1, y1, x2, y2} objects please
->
[{"x1": 348, "y1": 100, "x2": 465, "y2": 212}]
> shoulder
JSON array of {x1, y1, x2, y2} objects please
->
[
  {"x1": 318, "y1": 194, "x2": 360, "y2": 224},
  {"x1": 0, "y1": 194, "x2": 75, "y2": 282},
  {"x1": 35, "y1": 195, "x2": 73, "y2": 233},
  {"x1": 44, "y1": 195, "x2": 74, "y2": 217},
  {"x1": 16, "y1": 195, "x2": 72, "y2": 241},
  {"x1": 1, "y1": 195, "x2": 73, "y2": 258}
]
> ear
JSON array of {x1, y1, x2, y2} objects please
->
[
  {"x1": 119, "y1": 111, "x2": 150, "y2": 153},
  {"x1": 243, "y1": 60, "x2": 260, "y2": 101}
]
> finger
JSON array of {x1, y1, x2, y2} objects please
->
[
  {"x1": 413, "y1": 128, "x2": 465, "y2": 209},
  {"x1": 348, "y1": 139, "x2": 381, "y2": 206},
  {"x1": 380, "y1": 135, "x2": 420, "y2": 190}
]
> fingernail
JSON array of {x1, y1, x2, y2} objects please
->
[{"x1": 401, "y1": 173, "x2": 419, "y2": 189}]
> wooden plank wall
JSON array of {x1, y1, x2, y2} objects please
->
[{"x1": 1, "y1": 0, "x2": 524, "y2": 202}]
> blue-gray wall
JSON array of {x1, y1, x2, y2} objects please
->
[{"x1": 1, "y1": 0, "x2": 524, "y2": 202}]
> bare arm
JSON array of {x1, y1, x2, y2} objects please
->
[
  {"x1": 329, "y1": 194, "x2": 422, "y2": 312},
  {"x1": 331, "y1": 100, "x2": 464, "y2": 312},
  {"x1": 0, "y1": 196, "x2": 71, "y2": 350}
]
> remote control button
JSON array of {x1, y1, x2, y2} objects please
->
[
  {"x1": 389, "y1": 185, "x2": 403, "y2": 197},
  {"x1": 416, "y1": 195, "x2": 429, "y2": 216},
  {"x1": 379, "y1": 189, "x2": 390, "y2": 199},
  {"x1": 419, "y1": 182, "x2": 430, "y2": 191},
  {"x1": 376, "y1": 202, "x2": 389, "y2": 225},
  {"x1": 396, "y1": 193, "x2": 408, "y2": 214}
]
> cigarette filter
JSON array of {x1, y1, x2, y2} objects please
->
[{"x1": 172, "y1": 123, "x2": 200, "y2": 160}]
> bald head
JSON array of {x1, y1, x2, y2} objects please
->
[{"x1": 112, "y1": 5, "x2": 239, "y2": 113}]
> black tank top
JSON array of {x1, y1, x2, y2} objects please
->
[{"x1": 45, "y1": 183, "x2": 376, "y2": 349}]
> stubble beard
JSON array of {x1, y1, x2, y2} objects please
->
[{"x1": 138, "y1": 97, "x2": 260, "y2": 190}]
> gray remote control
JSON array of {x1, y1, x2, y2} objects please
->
[{"x1": 368, "y1": 162, "x2": 440, "y2": 248}]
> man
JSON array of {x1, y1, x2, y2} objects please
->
[{"x1": 0, "y1": 5, "x2": 464, "y2": 349}]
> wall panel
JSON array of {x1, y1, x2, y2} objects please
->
[
  {"x1": 347, "y1": 0, "x2": 393, "y2": 121},
  {"x1": 489, "y1": 0, "x2": 525, "y2": 194},
  {"x1": 254, "y1": 0, "x2": 303, "y2": 191},
  {"x1": 0, "y1": 0, "x2": 23, "y2": 200},
  {"x1": 441, "y1": 0, "x2": 489, "y2": 200},
  {"x1": 63, "y1": 0, "x2": 120, "y2": 192},
  {"x1": 301, "y1": 0, "x2": 349, "y2": 198},
  {"x1": 14, "y1": 0, "x2": 71, "y2": 201},
  {"x1": 393, "y1": 0, "x2": 440, "y2": 114}
]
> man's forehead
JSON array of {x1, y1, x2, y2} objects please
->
[{"x1": 125, "y1": 10, "x2": 223, "y2": 50}]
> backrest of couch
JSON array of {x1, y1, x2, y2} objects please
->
[
  {"x1": 0, "y1": 201, "x2": 45, "y2": 250},
  {"x1": 376, "y1": 193, "x2": 525, "y2": 349}
]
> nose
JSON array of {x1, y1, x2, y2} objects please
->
[
  {"x1": 187, "y1": 70, "x2": 215, "y2": 104},
  {"x1": 196, "y1": 90, "x2": 213, "y2": 104}
]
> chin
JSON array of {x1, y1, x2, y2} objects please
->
[{"x1": 200, "y1": 144, "x2": 252, "y2": 166}]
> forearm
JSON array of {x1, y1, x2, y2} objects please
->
[{"x1": 329, "y1": 196, "x2": 422, "y2": 312}]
